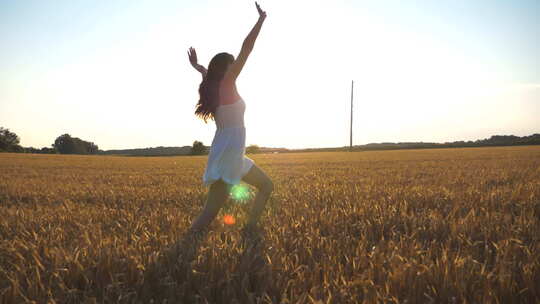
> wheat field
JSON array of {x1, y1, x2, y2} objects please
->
[{"x1": 0, "y1": 146, "x2": 539, "y2": 303}]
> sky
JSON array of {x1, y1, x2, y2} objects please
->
[{"x1": 1, "y1": 0, "x2": 539, "y2": 150}]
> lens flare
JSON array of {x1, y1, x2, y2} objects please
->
[
  {"x1": 223, "y1": 214, "x2": 236, "y2": 225},
  {"x1": 230, "y1": 184, "x2": 251, "y2": 202}
]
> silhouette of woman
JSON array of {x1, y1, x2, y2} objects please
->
[{"x1": 187, "y1": 2, "x2": 273, "y2": 234}]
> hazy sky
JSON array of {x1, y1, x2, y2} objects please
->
[{"x1": 1, "y1": 0, "x2": 539, "y2": 150}]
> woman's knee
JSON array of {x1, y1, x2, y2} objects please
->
[{"x1": 259, "y1": 179, "x2": 274, "y2": 195}]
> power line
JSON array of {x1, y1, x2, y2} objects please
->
[{"x1": 350, "y1": 80, "x2": 354, "y2": 151}]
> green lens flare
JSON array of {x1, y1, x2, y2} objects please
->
[{"x1": 230, "y1": 184, "x2": 251, "y2": 202}]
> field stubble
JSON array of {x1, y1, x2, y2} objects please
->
[{"x1": 0, "y1": 146, "x2": 539, "y2": 303}]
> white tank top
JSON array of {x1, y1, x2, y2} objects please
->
[{"x1": 215, "y1": 98, "x2": 245, "y2": 129}]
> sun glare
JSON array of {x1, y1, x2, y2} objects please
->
[
  {"x1": 223, "y1": 214, "x2": 236, "y2": 225},
  {"x1": 229, "y1": 183, "x2": 251, "y2": 202}
]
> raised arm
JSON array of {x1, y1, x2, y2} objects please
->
[
  {"x1": 188, "y1": 47, "x2": 207, "y2": 79},
  {"x1": 225, "y1": 2, "x2": 267, "y2": 81}
]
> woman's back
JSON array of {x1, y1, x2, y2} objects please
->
[{"x1": 218, "y1": 79, "x2": 241, "y2": 106}]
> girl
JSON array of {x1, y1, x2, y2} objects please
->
[{"x1": 187, "y1": 2, "x2": 273, "y2": 234}]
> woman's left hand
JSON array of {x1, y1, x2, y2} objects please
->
[{"x1": 255, "y1": 2, "x2": 266, "y2": 20}]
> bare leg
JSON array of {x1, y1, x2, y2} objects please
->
[
  {"x1": 190, "y1": 179, "x2": 230, "y2": 231},
  {"x1": 241, "y1": 164, "x2": 274, "y2": 229}
]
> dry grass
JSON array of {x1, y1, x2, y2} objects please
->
[{"x1": 1, "y1": 146, "x2": 539, "y2": 303}]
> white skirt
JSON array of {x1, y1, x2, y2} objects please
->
[{"x1": 203, "y1": 126, "x2": 254, "y2": 187}]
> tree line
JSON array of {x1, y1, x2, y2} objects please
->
[
  {"x1": 293, "y1": 134, "x2": 540, "y2": 153},
  {"x1": 0, "y1": 127, "x2": 262, "y2": 156},
  {"x1": 0, "y1": 127, "x2": 99, "y2": 154},
  {"x1": 3, "y1": 125, "x2": 538, "y2": 156}
]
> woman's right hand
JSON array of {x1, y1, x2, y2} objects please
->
[
  {"x1": 255, "y1": 2, "x2": 266, "y2": 20},
  {"x1": 188, "y1": 47, "x2": 198, "y2": 67},
  {"x1": 188, "y1": 47, "x2": 207, "y2": 78}
]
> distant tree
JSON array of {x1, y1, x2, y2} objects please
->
[
  {"x1": 53, "y1": 134, "x2": 99, "y2": 154},
  {"x1": 82, "y1": 140, "x2": 99, "y2": 154},
  {"x1": 191, "y1": 140, "x2": 206, "y2": 155},
  {"x1": 0, "y1": 127, "x2": 21, "y2": 152},
  {"x1": 53, "y1": 134, "x2": 76, "y2": 154},
  {"x1": 246, "y1": 144, "x2": 260, "y2": 154}
]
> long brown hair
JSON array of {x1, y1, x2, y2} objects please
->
[{"x1": 195, "y1": 52, "x2": 234, "y2": 123}]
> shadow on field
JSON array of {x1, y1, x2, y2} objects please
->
[
  {"x1": 139, "y1": 229, "x2": 208, "y2": 302},
  {"x1": 139, "y1": 228, "x2": 279, "y2": 303},
  {"x1": 231, "y1": 230, "x2": 279, "y2": 303},
  {"x1": 235, "y1": 231, "x2": 268, "y2": 278}
]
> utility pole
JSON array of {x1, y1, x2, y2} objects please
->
[{"x1": 350, "y1": 80, "x2": 354, "y2": 151}]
